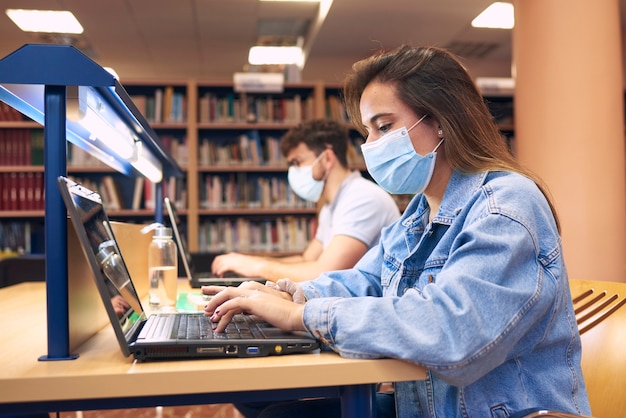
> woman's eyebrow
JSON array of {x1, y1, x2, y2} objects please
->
[{"x1": 367, "y1": 113, "x2": 392, "y2": 126}]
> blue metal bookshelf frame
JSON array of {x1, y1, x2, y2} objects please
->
[{"x1": 0, "y1": 44, "x2": 182, "y2": 360}]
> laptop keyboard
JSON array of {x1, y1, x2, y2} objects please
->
[{"x1": 138, "y1": 313, "x2": 280, "y2": 341}]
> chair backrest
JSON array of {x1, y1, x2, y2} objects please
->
[{"x1": 569, "y1": 279, "x2": 626, "y2": 418}]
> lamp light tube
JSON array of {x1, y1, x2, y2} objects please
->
[
  {"x1": 67, "y1": 85, "x2": 137, "y2": 160},
  {"x1": 132, "y1": 141, "x2": 163, "y2": 183}
]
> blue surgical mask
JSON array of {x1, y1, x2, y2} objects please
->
[
  {"x1": 287, "y1": 152, "x2": 325, "y2": 202},
  {"x1": 361, "y1": 115, "x2": 443, "y2": 194}
]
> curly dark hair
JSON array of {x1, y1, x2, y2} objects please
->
[{"x1": 280, "y1": 119, "x2": 350, "y2": 168}]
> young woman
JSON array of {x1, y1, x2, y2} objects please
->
[{"x1": 202, "y1": 45, "x2": 591, "y2": 418}]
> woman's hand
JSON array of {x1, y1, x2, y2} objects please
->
[{"x1": 202, "y1": 281, "x2": 307, "y2": 333}]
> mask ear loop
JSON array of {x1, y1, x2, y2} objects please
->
[
  {"x1": 433, "y1": 138, "x2": 445, "y2": 153},
  {"x1": 313, "y1": 149, "x2": 330, "y2": 182},
  {"x1": 407, "y1": 114, "x2": 429, "y2": 132}
]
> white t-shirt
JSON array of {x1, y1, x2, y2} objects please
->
[{"x1": 315, "y1": 171, "x2": 400, "y2": 249}]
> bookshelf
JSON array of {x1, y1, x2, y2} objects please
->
[{"x1": 0, "y1": 78, "x2": 516, "y2": 255}]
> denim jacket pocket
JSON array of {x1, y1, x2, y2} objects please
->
[
  {"x1": 490, "y1": 404, "x2": 510, "y2": 418},
  {"x1": 381, "y1": 253, "x2": 401, "y2": 287}
]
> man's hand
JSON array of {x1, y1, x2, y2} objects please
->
[{"x1": 211, "y1": 252, "x2": 266, "y2": 278}]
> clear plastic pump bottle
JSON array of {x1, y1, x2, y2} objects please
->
[{"x1": 146, "y1": 224, "x2": 178, "y2": 310}]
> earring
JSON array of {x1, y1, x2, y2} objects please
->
[{"x1": 437, "y1": 129, "x2": 443, "y2": 136}]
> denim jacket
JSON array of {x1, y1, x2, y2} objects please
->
[{"x1": 301, "y1": 170, "x2": 590, "y2": 418}]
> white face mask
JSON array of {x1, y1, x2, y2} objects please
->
[
  {"x1": 287, "y1": 152, "x2": 325, "y2": 202},
  {"x1": 361, "y1": 114, "x2": 443, "y2": 194}
]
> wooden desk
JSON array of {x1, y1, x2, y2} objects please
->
[{"x1": 0, "y1": 282, "x2": 426, "y2": 417}]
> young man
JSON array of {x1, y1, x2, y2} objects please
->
[{"x1": 211, "y1": 119, "x2": 400, "y2": 282}]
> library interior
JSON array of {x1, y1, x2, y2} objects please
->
[{"x1": 1, "y1": 1, "x2": 626, "y2": 418}]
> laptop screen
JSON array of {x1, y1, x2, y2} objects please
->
[
  {"x1": 164, "y1": 197, "x2": 195, "y2": 281},
  {"x1": 58, "y1": 176, "x2": 145, "y2": 351}
]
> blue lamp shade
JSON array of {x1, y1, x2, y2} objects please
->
[{"x1": 0, "y1": 43, "x2": 182, "y2": 181}]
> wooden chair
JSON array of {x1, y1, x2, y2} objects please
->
[
  {"x1": 568, "y1": 279, "x2": 626, "y2": 418},
  {"x1": 519, "y1": 279, "x2": 626, "y2": 418}
]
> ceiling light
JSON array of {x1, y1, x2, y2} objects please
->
[
  {"x1": 5, "y1": 9, "x2": 84, "y2": 34},
  {"x1": 471, "y1": 2, "x2": 514, "y2": 29},
  {"x1": 248, "y1": 46, "x2": 305, "y2": 67}
]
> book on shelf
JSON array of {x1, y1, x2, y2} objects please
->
[
  {"x1": 144, "y1": 180, "x2": 155, "y2": 210},
  {"x1": 163, "y1": 176, "x2": 187, "y2": 210},
  {"x1": 30, "y1": 130, "x2": 44, "y2": 166},
  {"x1": 163, "y1": 86, "x2": 174, "y2": 123},
  {"x1": 101, "y1": 176, "x2": 123, "y2": 210},
  {"x1": 131, "y1": 177, "x2": 144, "y2": 210},
  {"x1": 154, "y1": 88, "x2": 163, "y2": 123}
]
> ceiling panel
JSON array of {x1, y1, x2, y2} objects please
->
[{"x1": 0, "y1": 0, "x2": 623, "y2": 82}]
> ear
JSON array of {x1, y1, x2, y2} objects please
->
[{"x1": 321, "y1": 148, "x2": 337, "y2": 169}]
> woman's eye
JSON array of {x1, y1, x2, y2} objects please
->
[{"x1": 379, "y1": 123, "x2": 392, "y2": 133}]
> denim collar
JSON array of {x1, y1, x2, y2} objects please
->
[
  {"x1": 404, "y1": 170, "x2": 489, "y2": 228},
  {"x1": 435, "y1": 170, "x2": 488, "y2": 223}
]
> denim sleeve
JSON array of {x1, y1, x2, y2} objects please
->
[
  {"x1": 300, "y1": 242, "x2": 386, "y2": 300},
  {"x1": 302, "y1": 205, "x2": 564, "y2": 386}
]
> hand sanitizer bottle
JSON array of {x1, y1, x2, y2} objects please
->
[{"x1": 143, "y1": 223, "x2": 178, "y2": 311}]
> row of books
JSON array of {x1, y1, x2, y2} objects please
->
[
  {"x1": 198, "y1": 92, "x2": 315, "y2": 124},
  {"x1": 198, "y1": 216, "x2": 317, "y2": 253},
  {"x1": 200, "y1": 173, "x2": 315, "y2": 210},
  {"x1": 130, "y1": 86, "x2": 187, "y2": 124},
  {"x1": 0, "y1": 129, "x2": 44, "y2": 166},
  {"x1": 198, "y1": 130, "x2": 365, "y2": 167},
  {"x1": 325, "y1": 95, "x2": 349, "y2": 123},
  {"x1": 0, "y1": 172, "x2": 44, "y2": 211},
  {"x1": 66, "y1": 138, "x2": 185, "y2": 168},
  {"x1": 160, "y1": 135, "x2": 189, "y2": 166},
  {"x1": 0, "y1": 221, "x2": 43, "y2": 254},
  {"x1": 68, "y1": 175, "x2": 186, "y2": 211},
  {"x1": 0, "y1": 102, "x2": 26, "y2": 122},
  {"x1": 198, "y1": 131, "x2": 284, "y2": 167},
  {"x1": 67, "y1": 143, "x2": 113, "y2": 167}
]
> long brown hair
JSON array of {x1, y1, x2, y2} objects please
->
[{"x1": 343, "y1": 45, "x2": 560, "y2": 230}]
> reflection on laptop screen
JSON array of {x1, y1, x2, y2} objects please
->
[{"x1": 60, "y1": 177, "x2": 145, "y2": 336}]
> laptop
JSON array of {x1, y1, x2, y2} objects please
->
[
  {"x1": 57, "y1": 176, "x2": 319, "y2": 361},
  {"x1": 164, "y1": 197, "x2": 265, "y2": 288}
]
